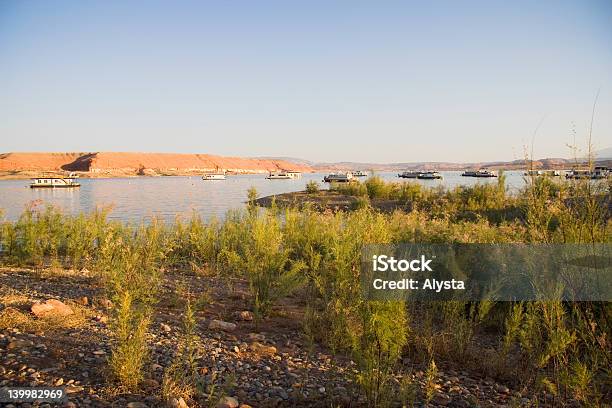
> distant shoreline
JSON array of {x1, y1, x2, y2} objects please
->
[{"x1": 1, "y1": 151, "x2": 609, "y2": 181}]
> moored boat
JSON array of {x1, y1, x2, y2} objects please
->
[
  {"x1": 417, "y1": 171, "x2": 442, "y2": 179},
  {"x1": 565, "y1": 167, "x2": 609, "y2": 179},
  {"x1": 266, "y1": 170, "x2": 302, "y2": 180},
  {"x1": 462, "y1": 169, "x2": 497, "y2": 177},
  {"x1": 323, "y1": 172, "x2": 354, "y2": 183},
  {"x1": 398, "y1": 171, "x2": 421, "y2": 178},
  {"x1": 351, "y1": 170, "x2": 368, "y2": 177},
  {"x1": 202, "y1": 172, "x2": 226, "y2": 180},
  {"x1": 524, "y1": 169, "x2": 561, "y2": 177},
  {"x1": 30, "y1": 173, "x2": 80, "y2": 188}
]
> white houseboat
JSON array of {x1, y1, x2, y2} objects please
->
[
  {"x1": 266, "y1": 170, "x2": 302, "y2": 180},
  {"x1": 323, "y1": 172, "x2": 354, "y2": 183},
  {"x1": 462, "y1": 169, "x2": 497, "y2": 177},
  {"x1": 30, "y1": 173, "x2": 81, "y2": 189},
  {"x1": 202, "y1": 172, "x2": 226, "y2": 180},
  {"x1": 398, "y1": 171, "x2": 421, "y2": 178},
  {"x1": 417, "y1": 171, "x2": 442, "y2": 179},
  {"x1": 350, "y1": 170, "x2": 368, "y2": 177},
  {"x1": 565, "y1": 167, "x2": 609, "y2": 179}
]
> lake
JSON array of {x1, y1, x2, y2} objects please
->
[{"x1": 0, "y1": 171, "x2": 529, "y2": 223}]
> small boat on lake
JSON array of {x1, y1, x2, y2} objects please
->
[
  {"x1": 30, "y1": 173, "x2": 80, "y2": 188},
  {"x1": 350, "y1": 170, "x2": 368, "y2": 177},
  {"x1": 524, "y1": 169, "x2": 561, "y2": 177},
  {"x1": 202, "y1": 172, "x2": 226, "y2": 180},
  {"x1": 417, "y1": 171, "x2": 442, "y2": 179},
  {"x1": 323, "y1": 172, "x2": 354, "y2": 183},
  {"x1": 565, "y1": 167, "x2": 609, "y2": 179},
  {"x1": 398, "y1": 171, "x2": 421, "y2": 178},
  {"x1": 462, "y1": 169, "x2": 497, "y2": 177},
  {"x1": 266, "y1": 170, "x2": 301, "y2": 180}
]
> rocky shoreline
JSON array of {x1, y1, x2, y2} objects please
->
[{"x1": 0, "y1": 267, "x2": 559, "y2": 408}]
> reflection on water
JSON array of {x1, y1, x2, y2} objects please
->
[{"x1": 0, "y1": 172, "x2": 528, "y2": 223}]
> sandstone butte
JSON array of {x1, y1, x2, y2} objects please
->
[{"x1": 0, "y1": 152, "x2": 312, "y2": 177}]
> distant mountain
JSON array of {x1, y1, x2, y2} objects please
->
[
  {"x1": 0, "y1": 152, "x2": 312, "y2": 176},
  {"x1": 253, "y1": 156, "x2": 315, "y2": 166},
  {"x1": 279, "y1": 156, "x2": 610, "y2": 171}
]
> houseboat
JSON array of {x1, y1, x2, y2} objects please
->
[
  {"x1": 202, "y1": 172, "x2": 226, "y2": 180},
  {"x1": 462, "y1": 169, "x2": 497, "y2": 177},
  {"x1": 417, "y1": 171, "x2": 442, "y2": 179},
  {"x1": 524, "y1": 170, "x2": 561, "y2": 177},
  {"x1": 398, "y1": 171, "x2": 421, "y2": 178},
  {"x1": 350, "y1": 170, "x2": 368, "y2": 177},
  {"x1": 323, "y1": 172, "x2": 354, "y2": 183},
  {"x1": 266, "y1": 170, "x2": 302, "y2": 180},
  {"x1": 286, "y1": 171, "x2": 302, "y2": 179},
  {"x1": 565, "y1": 167, "x2": 609, "y2": 179},
  {"x1": 30, "y1": 173, "x2": 80, "y2": 188}
]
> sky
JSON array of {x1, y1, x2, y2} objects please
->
[{"x1": 1, "y1": 0, "x2": 611, "y2": 163}]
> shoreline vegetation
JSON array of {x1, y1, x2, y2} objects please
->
[{"x1": 0, "y1": 174, "x2": 610, "y2": 407}]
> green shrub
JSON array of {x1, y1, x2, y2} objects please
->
[{"x1": 305, "y1": 180, "x2": 320, "y2": 194}]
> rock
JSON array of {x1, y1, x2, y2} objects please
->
[
  {"x1": 95, "y1": 315, "x2": 109, "y2": 323},
  {"x1": 496, "y1": 384, "x2": 510, "y2": 394},
  {"x1": 209, "y1": 320, "x2": 237, "y2": 331},
  {"x1": 31, "y1": 300, "x2": 73, "y2": 317},
  {"x1": 234, "y1": 311, "x2": 254, "y2": 321},
  {"x1": 249, "y1": 342, "x2": 277, "y2": 356},
  {"x1": 432, "y1": 393, "x2": 451, "y2": 406},
  {"x1": 142, "y1": 378, "x2": 159, "y2": 389},
  {"x1": 160, "y1": 323, "x2": 172, "y2": 333},
  {"x1": 65, "y1": 385, "x2": 84, "y2": 394},
  {"x1": 127, "y1": 403, "x2": 148, "y2": 408},
  {"x1": 318, "y1": 387, "x2": 326, "y2": 393},
  {"x1": 168, "y1": 397, "x2": 189, "y2": 408},
  {"x1": 63, "y1": 403, "x2": 77, "y2": 408},
  {"x1": 248, "y1": 333, "x2": 265, "y2": 341},
  {"x1": 216, "y1": 396, "x2": 239, "y2": 408},
  {"x1": 7, "y1": 339, "x2": 34, "y2": 350},
  {"x1": 98, "y1": 298, "x2": 113, "y2": 309},
  {"x1": 238, "y1": 405, "x2": 252, "y2": 408}
]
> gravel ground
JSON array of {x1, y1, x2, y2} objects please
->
[{"x1": 0, "y1": 267, "x2": 568, "y2": 407}]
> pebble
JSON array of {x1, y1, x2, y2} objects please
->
[
  {"x1": 127, "y1": 403, "x2": 148, "y2": 408},
  {"x1": 216, "y1": 396, "x2": 239, "y2": 408},
  {"x1": 209, "y1": 320, "x2": 237, "y2": 331}
]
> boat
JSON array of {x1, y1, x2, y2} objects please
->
[
  {"x1": 417, "y1": 171, "x2": 442, "y2": 179},
  {"x1": 286, "y1": 171, "x2": 302, "y2": 179},
  {"x1": 593, "y1": 166, "x2": 610, "y2": 179},
  {"x1": 398, "y1": 171, "x2": 421, "y2": 179},
  {"x1": 30, "y1": 173, "x2": 80, "y2": 188},
  {"x1": 462, "y1": 169, "x2": 497, "y2": 177},
  {"x1": 266, "y1": 170, "x2": 302, "y2": 180},
  {"x1": 350, "y1": 170, "x2": 368, "y2": 177},
  {"x1": 323, "y1": 172, "x2": 354, "y2": 183},
  {"x1": 202, "y1": 172, "x2": 226, "y2": 180},
  {"x1": 524, "y1": 169, "x2": 561, "y2": 177},
  {"x1": 565, "y1": 167, "x2": 609, "y2": 180}
]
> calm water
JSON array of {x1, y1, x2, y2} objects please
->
[{"x1": 0, "y1": 171, "x2": 528, "y2": 223}]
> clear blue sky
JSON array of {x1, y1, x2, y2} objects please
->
[{"x1": 1, "y1": 0, "x2": 611, "y2": 163}]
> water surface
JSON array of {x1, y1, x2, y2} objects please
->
[{"x1": 0, "y1": 171, "x2": 528, "y2": 223}]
